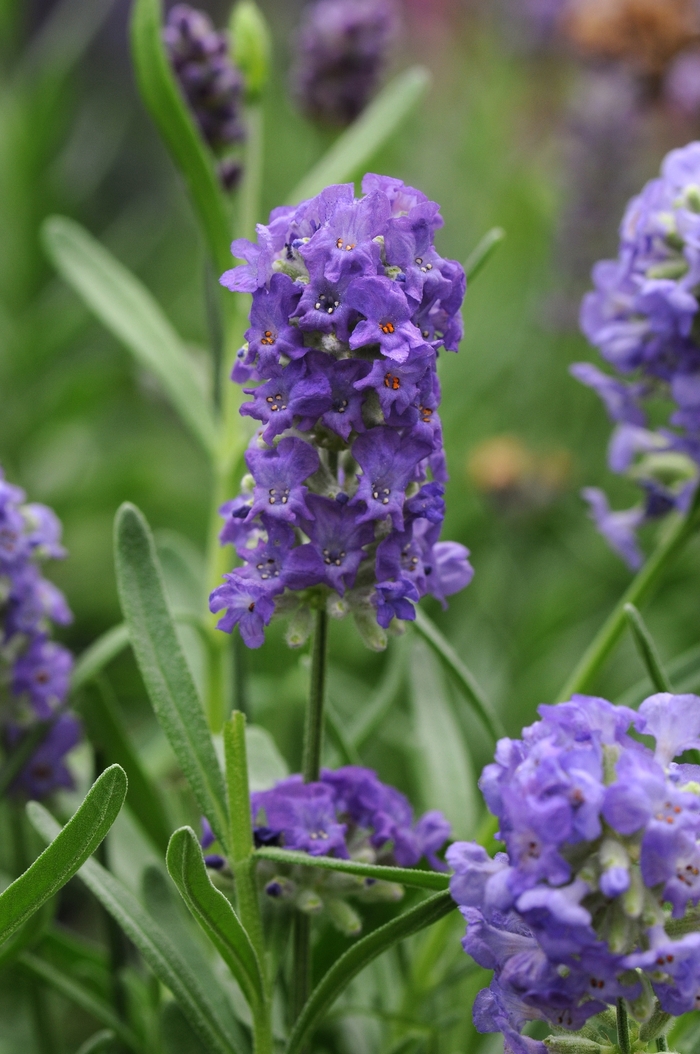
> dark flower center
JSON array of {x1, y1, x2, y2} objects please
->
[
  {"x1": 260, "y1": 329, "x2": 276, "y2": 346},
  {"x1": 266, "y1": 393, "x2": 287, "y2": 412},
  {"x1": 384, "y1": 372, "x2": 400, "y2": 390},
  {"x1": 380, "y1": 321, "x2": 395, "y2": 334},
  {"x1": 268, "y1": 486, "x2": 289, "y2": 506}
]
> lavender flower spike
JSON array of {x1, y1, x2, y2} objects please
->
[
  {"x1": 201, "y1": 764, "x2": 451, "y2": 935},
  {"x1": 211, "y1": 175, "x2": 472, "y2": 649},
  {"x1": 450, "y1": 692, "x2": 700, "y2": 1046},
  {"x1": 0, "y1": 464, "x2": 79, "y2": 800},
  {"x1": 575, "y1": 142, "x2": 700, "y2": 566},
  {"x1": 291, "y1": 0, "x2": 400, "y2": 127}
]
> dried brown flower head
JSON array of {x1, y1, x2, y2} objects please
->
[{"x1": 563, "y1": 0, "x2": 700, "y2": 74}]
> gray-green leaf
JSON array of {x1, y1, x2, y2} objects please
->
[
  {"x1": 0, "y1": 765, "x2": 127, "y2": 947},
  {"x1": 42, "y1": 216, "x2": 218, "y2": 458},
  {"x1": 166, "y1": 827, "x2": 265, "y2": 1010},
  {"x1": 114, "y1": 503, "x2": 229, "y2": 852}
]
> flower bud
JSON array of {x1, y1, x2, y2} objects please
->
[
  {"x1": 229, "y1": 1, "x2": 270, "y2": 101},
  {"x1": 326, "y1": 898, "x2": 362, "y2": 936},
  {"x1": 544, "y1": 1036, "x2": 609, "y2": 1054}
]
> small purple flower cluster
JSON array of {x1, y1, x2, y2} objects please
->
[
  {"x1": 449, "y1": 693, "x2": 700, "y2": 1053},
  {"x1": 210, "y1": 175, "x2": 473, "y2": 649},
  {"x1": 164, "y1": 4, "x2": 245, "y2": 190},
  {"x1": 292, "y1": 0, "x2": 399, "y2": 126},
  {"x1": 204, "y1": 764, "x2": 450, "y2": 934},
  {"x1": 0, "y1": 468, "x2": 79, "y2": 799},
  {"x1": 575, "y1": 142, "x2": 700, "y2": 569}
]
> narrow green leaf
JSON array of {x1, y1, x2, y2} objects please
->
[
  {"x1": 114, "y1": 503, "x2": 229, "y2": 853},
  {"x1": 130, "y1": 0, "x2": 232, "y2": 272},
  {"x1": 623, "y1": 604, "x2": 673, "y2": 693},
  {"x1": 617, "y1": 642, "x2": 700, "y2": 708},
  {"x1": 167, "y1": 827, "x2": 264, "y2": 1009},
  {"x1": 286, "y1": 891, "x2": 455, "y2": 1054},
  {"x1": 463, "y1": 227, "x2": 506, "y2": 282},
  {"x1": 19, "y1": 953, "x2": 141, "y2": 1053},
  {"x1": 557, "y1": 490, "x2": 700, "y2": 700},
  {"x1": 71, "y1": 624, "x2": 130, "y2": 694},
  {"x1": 42, "y1": 216, "x2": 218, "y2": 458},
  {"x1": 413, "y1": 610, "x2": 504, "y2": 742},
  {"x1": 348, "y1": 640, "x2": 404, "y2": 749},
  {"x1": 289, "y1": 67, "x2": 431, "y2": 204},
  {"x1": 0, "y1": 765, "x2": 127, "y2": 947},
  {"x1": 79, "y1": 679, "x2": 172, "y2": 854},
  {"x1": 28, "y1": 805, "x2": 245, "y2": 1054},
  {"x1": 254, "y1": 846, "x2": 449, "y2": 891},
  {"x1": 161, "y1": 1002, "x2": 210, "y2": 1054},
  {"x1": 409, "y1": 639, "x2": 477, "y2": 839}
]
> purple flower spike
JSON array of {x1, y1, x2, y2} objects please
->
[
  {"x1": 582, "y1": 487, "x2": 645, "y2": 570},
  {"x1": 352, "y1": 427, "x2": 432, "y2": 529},
  {"x1": 0, "y1": 464, "x2": 79, "y2": 801},
  {"x1": 450, "y1": 691, "x2": 700, "y2": 1047},
  {"x1": 214, "y1": 175, "x2": 471, "y2": 648},
  {"x1": 577, "y1": 142, "x2": 700, "y2": 565},
  {"x1": 209, "y1": 576, "x2": 276, "y2": 648},
  {"x1": 347, "y1": 276, "x2": 426, "y2": 363},
  {"x1": 246, "y1": 437, "x2": 319, "y2": 523}
]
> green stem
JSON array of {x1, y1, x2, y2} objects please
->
[
  {"x1": 302, "y1": 609, "x2": 328, "y2": 783},
  {"x1": 557, "y1": 498, "x2": 700, "y2": 701},
  {"x1": 623, "y1": 604, "x2": 673, "y2": 693},
  {"x1": 291, "y1": 914, "x2": 312, "y2": 1030},
  {"x1": 238, "y1": 104, "x2": 264, "y2": 242},
  {"x1": 292, "y1": 608, "x2": 329, "y2": 1026},
  {"x1": 616, "y1": 999, "x2": 631, "y2": 1054},
  {"x1": 223, "y1": 712, "x2": 272, "y2": 1054}
]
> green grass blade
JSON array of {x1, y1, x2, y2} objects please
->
[
  {"x1": 413, "y1": 609, "x2": 504, "y2": 742},
  {"x1": 71, "y1": 624, "x2": 130, "y2": 693},
  {"x1": 42, "y1": 216, "x2": 218, "y2": 458},
  {"x1": 623, "y1": 604, "x2": 673, "y2": 694},
  {"x1": 286, "y1": 890, "x2": 455, "y2": 1054},
  {"x1": 409, "y1": 639, "x2": 477, "y2": 839},
  {"x1": 289, "y1": 67, "x2": 431, "y2": 204},
  {"x1": 19, "y1": 953, "x2": 141, "y2": 1053},
  {"x1": 0, "y1": 765, "x2": 127, "y2": 946},
  {"x1": 130, "y1": 0, "x2": 232, "y2": 272},
  {"x1": 166, "y1": 827, "x2": 265, "y2": 1010},
  {"x1": 79, "y1": 679, "x2": 172, "y2": 854},
  {"x1": 254, "y1": 847, "x2": 449, "y2": 891},
  {"x1": 463, "y1": 227, "x2": 506, "y2": 282},
  {"x1": 114, "y1": 503, "x2": 229, "y2": 852},
  {"x1": 74, "y1": 1030, "x2": 117, "y2": 1054},
  {"x1": 28, "y1": 805, "x2": 245, "y2": 1054}
]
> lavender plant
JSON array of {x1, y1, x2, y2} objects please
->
[{"x1": 6, "y1": 2, "x2": 700, "y2": 1054}]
